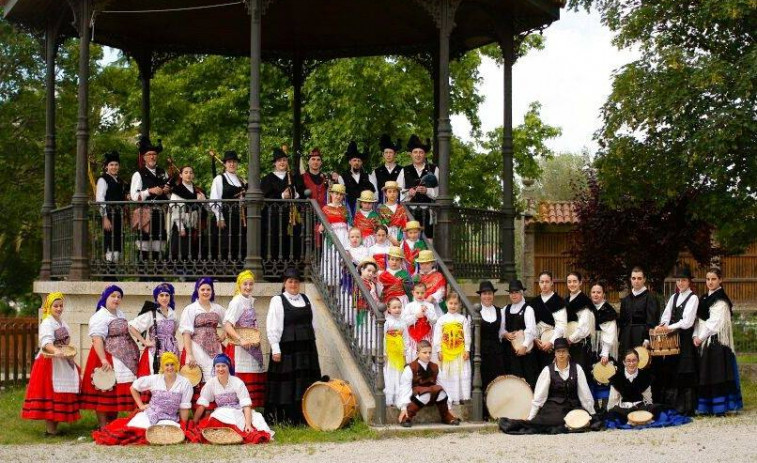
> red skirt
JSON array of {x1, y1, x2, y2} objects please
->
[
  {"x1": 137, "y1": 350, "x2": 153, "y2": 403},
  {"x1": 225, "y1": 344, "x2": 267, "y2": 408},
  {"x1": 92, "y1": 415, "x2": 147, "y2": 445},
  {"x1": 80, "y1": 349, "x2": 136, "y2": 413},
  {"x1": 186, "y1": 416, "x2": 270, "y2": 444},
  {"x1": 21, "y1": 356, "x2": 81, "y2": 422},
  {"x1": 180, "y1": 348, "x2": 215, "y2": 411}
]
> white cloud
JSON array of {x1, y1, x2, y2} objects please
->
[{"x1": 453, "y1": 9, "x2": 638, "y2": 155}]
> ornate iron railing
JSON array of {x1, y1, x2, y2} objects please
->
[
  {"x1": 87, "y1": 199, "x2": 314, "y2": 279},
  {"x1": 50, "y1": 206, "x2": 73, "y2": 278},
  {"x1": 308, "y1": 199, "x2": 388, "y2": 424}
]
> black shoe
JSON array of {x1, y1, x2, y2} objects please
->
[{"x1": 400, "y1": 420, "x2": 412, "y2": 428}]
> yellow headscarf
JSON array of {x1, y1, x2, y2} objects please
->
[
  {"x1": 42, "y1": 292, "x2": 64, "y2": 320},
  {"x1": 159, "y1": 351, "x2": 180, "y2": 373},
  {"x1": 234, "y1": 270, "x2": 255, "y2": 296}
]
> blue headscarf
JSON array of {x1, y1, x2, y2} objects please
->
[
  {"x1": 96, "y1": 285, "x2": 123, "y2": 312},
  {"x1": 191, "y1": 277, "x2": 215, "y2": 303},
  {"x1": 153, "y1": 282, "x2": 176, "y2": 310},
  {"x1": 212, "y1": 353, "x2": 235, "y2": 376}
]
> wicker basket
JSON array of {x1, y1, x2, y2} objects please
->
[
  {"x1": 41, "y1": 345, "x2": 77, "y2": 359},
  {"x1": 145, "y1": 425, "x2": 185, "y2": 445},
  {"x1": 229, "y1": 327, "x2": 261, "y2": 346},
  {"x1": 202, "y1": 427, "x2": 243, "y2": 445}
]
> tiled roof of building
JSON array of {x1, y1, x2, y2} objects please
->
[{"x1": 526, "y1": 200, "x2": 579, "y2": 225}]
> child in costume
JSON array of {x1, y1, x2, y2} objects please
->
[
  {"x1": 402, "y1": 282, "x2": 438, "y2": 355},
  {"x1": 378, "y1": 180, "x2": 407, "y2": 246},
  {"x1": 369, "y1": 225, "x2": 392, "y2": 273},
  {"x1": 319, "y1": 183, "x2": 351, "y2": 285},
  {"x1": 415, "y1": 250, "x2": 447, "y2": 318},
  {"x1": 377, "y1": 246, "x2": 412, "y2": 307},
  {"x1": 22, "y1": 292, "x2": 81, "y2": 435},
  {"x1": 353, "y1": 190, "x2": 380, "y2": 248},
  {"x1": 401, "y1": 220, "x2": 426, "y2": 276},
  {"x1": 397, "y1": 340, "x2": 461, "y2": 427},
  {"x1": 432, "y1": 292, "x2": 471, "y2": 404},
  {"x1": 384, "y1": 298, "x2": 410, "y2": 406}
]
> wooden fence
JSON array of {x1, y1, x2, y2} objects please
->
[
  {"x1": 532, "y1": 233, "x2": 757, "y2": 306},
  {"x1": 0, "y1": 317, "x2": 38, "y2": 388}
]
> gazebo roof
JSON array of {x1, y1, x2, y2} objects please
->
[{"x1": 2, "y1": 0, "x2": 560, "y2": 58}]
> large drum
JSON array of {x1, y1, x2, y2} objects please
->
[
  {"x1": 649, "y1": 328, "x2": 680, "y2": 356},
  {"x1": 485, "y1": 375, "x2": 533, "y2": 419},
  {"x1": 302, "y1": 379, "x2": 357, "y2": 431}
]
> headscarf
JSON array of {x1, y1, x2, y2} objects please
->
[
  {"x1": 96, "y1": 285, "x2": 123, "y2": 312},
  {"x1": 191, "y1": 277, "x2": 215, "y2": 303},
  {"x1": 212, "y1": 353, "x2": 235, "y2": 376},
  {"x1": 42, "y1": 292, "x2": 64, "y2": 320},
  {"x1": 159, "y1": 351, "x2": 180, "y2": 373},
  {"x1": 234, "y1": 270, "x2": 255, "y2": 296},
  {"x1": 153, "y1": 282, "x2": 176, "y2": 310}
]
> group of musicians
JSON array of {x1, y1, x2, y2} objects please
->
[{"x1": 96, "y1": 133, "x2": 438, "y2": 268}]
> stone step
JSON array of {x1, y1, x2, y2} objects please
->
[{"x1": 383, "y1": 402, "x2": 477, "y2": 425}]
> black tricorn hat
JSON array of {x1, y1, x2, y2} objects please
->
[
  {"x1": 272, "y1": 148, "x2": 289, "y2": 162},
  {"x1": 379, "y1": 134, "x2": 401, "y2": 152},
  {"x1": 553, "y1": 337, "x2": 569, "y2": 351},
  {"x1": 674, "y1": 264, "x2": 693, "y2": 280},
  {"x1": 282, "y1": 267, "x2": 302, "y2": 282},
  {"x1": 476, "y1": 280, "x2": 498, "y2": 294},
  {"x1": 407, "y1": 134, "x2": 431, "y2": 153},
  {"x1": 222, "y1": 150, "x2": 240, "y2": 163},
  {"x1": 137, "y1": 135, "x2": 163, "y2": 155},
  {"x1": 343, "y1": 141, "x2": 364, "y2": 161},
  {"x1": 103, "y1": 150, "x2": 120, "y2": 164},
  {"x1": 507, "y1": 279, "x2": 526, "y2": 293}
]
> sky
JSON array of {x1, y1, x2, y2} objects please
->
[{"x1": 452, "y1": 9, "x2": 638, "y2": 155}]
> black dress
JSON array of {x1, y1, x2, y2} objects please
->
[
  {"x1": 531, "y1": 293, "x2": 566, "y2": 369},
  {"x1": 618, "y1": 289, "x2": 660, "y2": 357},
  {"x1": 264, "y1": 294, "x2": 321, "y2": 424},
  {"x1": 502, "y1": 304, "x2": 539, "y2": 389},
  {"x1": 480, "y1": 306, "x2": 506, "y2": 395},
  {"x1": 100, "y1": 173, "x2": 128, "y2": 256},
  {"x1": 658, "y1": 292, "x2": 698, "y2": 415},
  {"x1": 606, "y1": 369, "x2": 660, "y2": 420},
  {"x1": 260, "y1": 172, "x2": 304, "y2": 267},
  {"x1": 212, "y1": 173, "x2": 247, "y2": 262},
  {"x1": 170, "y1": 182, "x2": 205, "y2": 261},
  {"x1": 565, "y1": 292, "x2": 595, "y2": 384}
]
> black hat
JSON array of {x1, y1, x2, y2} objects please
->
[
  {"x1": 282, "y1": 267, "x2": 302, "y2": 282},
  {"x1": 344, "y1": 140, "x2": 364, "y2": 161},
  {"x1": 137, "y1": 135, "x2": 163, "y2": 155},
  {"x1": 222, "y1": 150, "x2": 240, "y2": 163},
  {"x1": 507, "y1": 279, "x2": 526, "y2": 293},
  {"x1": 553, "y1": 337, "x2": 569, "y2": 351},
  {"x1": 273, "y1": 148, "x2": 289, "y2": 162},
  {"x1": 674, "y1": 264, "x2": 693, "y2": 280},
  {"x1": 379, "y1": 134, "x2": 401, "y2": 152},
  {"x1": 407, "y1": 134, "x2": 431, "y2": 153},
  {"x1": 476, "y1": 280, "x2": 498, "y2": 294},
  {"x1": 103, "y1": 150, "x2": 120, "y2": 164}
]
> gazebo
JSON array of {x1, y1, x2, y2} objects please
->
[{"x1": 3, "y1": 0, "x2": 561, "y2": 281}]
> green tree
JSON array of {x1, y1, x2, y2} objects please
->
[
  {"x1": 569, "y1": 0, "x2": 757, "y2": 252},
  {"x1": 532, "y1": 151, "x2": 590, "y2": 201}
]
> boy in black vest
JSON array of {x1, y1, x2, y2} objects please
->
[
  {"x1": 333, "y1": 141, "x2": 374, "y2": 214},
  {"x1": 369, "y1": 134, "x2": 403, "y2": 203}
]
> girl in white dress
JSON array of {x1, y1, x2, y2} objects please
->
[
  {"x1": 383, "y1": 298, "x2": 410, "y2": 407},
  {"x1": 432, "y1": 292, "x2": 471, "y2": 403}
]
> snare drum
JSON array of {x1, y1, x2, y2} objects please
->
[
  {"x1": 485, "y1": 375, "x2": 533, "y2": 419},
  {"x1": 649, "y1": 328, "x2": 680, "y2": 356},
  {"x1": 302, "y1": 379, "x2": 357, "y2": 431}
]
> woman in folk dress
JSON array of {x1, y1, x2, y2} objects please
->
[
  {"x1": 21, "y1": 292, "x2": 81, "y2": 435},
  {"x1": 129, "y1": 283, "x2": 179, "y2": 379},
  {"x1": 224, "y1": 270, "x2": 267, "y2": 408}
]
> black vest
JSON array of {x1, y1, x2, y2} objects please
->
[
  {"x1": 373, "y1": 164, "x2": 402, "y2": 202},
  {"x1": 402, "y1": 163, "x2": 436, "y2": 203},
  {"x1": 594, "y1": 302, "x2": 618, "y2": 329},
  {"x1": 620, "y1": 290, "x2": 658, "y2": 326},
  {"x1": 698, "y1": 288, "x2": 732, "y2": 321},
  {"x1": 280, "y1": 294, "x2": 315, "y2": 344},
  {"x1": 671, "y1": 292, "x2": 694, "y2": 325},
  {"x1": 480, "y1": 306, "x2": 503, "y2": 354},
  {"x1": 548, "y1": 361, "x2": 580, "y2": 405},
  {"x1": 531, "y1": 293, "x2": 564, "y2": 326},
  {"x1": 138, "y1": 166, "x2": 169, "y2": 200},
  {"x1": 504, "y1": 303, "x2": 528, "y2": 332},
  {"x1": 172, "y1": 182, "x2": 201, "y2": 200},
  {"x1": 564, "y1": 292, "x2": 592, "y2": 322},
  {"x1": 220, "y1": 173, "x2": 246, "y2": 200},
  {"x1": 341, "y1": 170, "x2": 374, "y2": 207},
  {"x1": 609, "y1": 369, "x2": 652, "y2": 404},
  {"x1": 101, "y1": 174, "x2": 127, "y2": 202}
]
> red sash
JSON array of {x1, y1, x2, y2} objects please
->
[
  {"x1": 354, "y1": 211, "x2": 379, "y2": 238},
  {"x1": 378, "y1": 270, "x2": 408, "y2": 302},
  {"x1": 408, "y1": 316, "x2": 432, "y2": 342},
  {"x1": 420, "y1": 271, "x2": 446, "y2": 300}
]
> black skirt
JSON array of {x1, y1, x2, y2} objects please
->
[
  {"x1": 503, "y1": 345, "x2": 539, "y2": 390},
  {"x1": 264, "y1": 338, "x2": 321, "y2": 425}
]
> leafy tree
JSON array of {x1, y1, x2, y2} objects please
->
[
  {"x1": 569, "y1": 0, "x2": 757, "y2": 252},
  {"x1": 569, "y1": 175, "x2": 718, "y2": 292},
  {"x1": 531, "y1": 151, "x2": 591, "y2": 201}
]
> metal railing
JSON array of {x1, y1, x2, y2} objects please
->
[
  {"x1": 0, "y1": 317, "x2": 38, "y2": 388},
  {"x1": 406, "y1": 207, "x2": 484, "y2": 421},
  {"x1": 84, "y1": 199, "x2": 314, "y2": 279},
  {"x1": 308, "y1": 199, "x2": 389, "y2": 424},
  {"x1": 50, "y1": 206, "x2": 73, "y2": 277}
]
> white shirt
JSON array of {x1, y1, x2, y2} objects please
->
[
  {"x1": 569, "y1": 307, "x2": 596, "y2": 343},
  {"x1": 131, "y1": 373, "x2": 194, "y2": 410},
  {"x1": 503, "y1": 301, "x2": 538, "y2": 351},
  {"x1": 368, "y1": 163, "x2": 398, "y2": 192},
  {"x1": 595, "y1": 302, "x2": 618, "y2": 358},
  {"x1": 660, "y1": 289, "x2": 698, "y2": 330},
  {"x1": 210, "y1": 172, "x2": 245, "y2": 220},
  {"x1": 397, "y1": 164, "x2": 440, "y2": 202},
  {"x1": 88, "y1": 307, "x2": 136, "y2": 383},
  {"x1": 695, "y1": 291, "x2": 732, "y2": 348},
  {"x1": 337, "y1": 171, "x2": 363, "y2": 187},
  {"x1": 347, "y1": 244, "x2": 369, "y2": 264},
  {"x1": 606, "y1": 369, "x2": 653, "y2": 410},
  {"x1": 38, "y1": 317, "x2": 80, "y2": 393},
  {"x1": 95, "y1": 175, "x2": 121, "y2": 217},
  {"x1": 197, "y1": 375, "x2": 252, "y2": 408},
  {"x1": 129, "y1": 307, "x2": 175, "y2": 336},
  {"x1": 130, "y1": 167, "x2": 164, "y2": 202},
  {"x1": 401, "y1": 300, "x2": 438, "y2": 327},
  {"x1": 529, "y1": 363, "x2": 596, "y2": 420},
  {"x1": 266, "y1": 292, "x2": 316, "y2": 356},
  {"x1": 179, "y1": 301, "x2": 225, "y2": 336},
  {"x1": 397, "y1": 359, "x2": 442, "y2": 411}
]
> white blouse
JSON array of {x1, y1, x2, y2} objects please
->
[
  {"x1": 529, "y1": 363, "x2": 595, "y2": 420},
  {"x1": 660, "y1": 289, "x2": 699, "y2": 331},
  {"x1": 197, "y1": 375, "x2": 252, "y2": 408},
  {"x1": 266, "y1": 292, "x2": 316, "y2": 356},
  {"x1": 38, "y1": 317, "x2": 79, "y2": 393},
  {"x1": 179, "y1": 301, "x2": 225, "y2": 335},
  {"x1": 129, "y1": 308, "x2": 175, "y2": 335},
  {"x1": 503, "y1": 301, "x2": 538, "y2": 351},
  {"x1": 401, "y1": 300, "x2": 438, "y2": 327},
  {"x1": 606, "y1": 369, "x2": 653, "y2": 410},
  {"x1": 224, "y1": 294, "x2": 265, "y2": 373},
  {"x1": 397, "y1": 360, "x2": 441, "y2": 411},
  {"x1": 568, "y1": 308, "x2": 596, "y2": 343},
  {"x1": 88, "y1": 307, "x2": 136, "y2": 383},
  {"x1": 127, "y1": 374, "x2": 194, "y2": 429}
]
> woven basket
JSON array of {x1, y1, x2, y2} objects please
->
[
  {"x1": 41, "y1": 345, "x2": 77, "y2": 359},
  {"x1": 229, "y1": 327, "x2": 261, "y2": 346},
  {"x1": 202, "y1": 427, "x2": 243, "y2": 445},
  {"x1": 145, "y1": 425, "x2": 185, "y2": 445}
]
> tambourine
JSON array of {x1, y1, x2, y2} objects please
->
[
  {"x1": 564, "y1": 409, "x2": 591, "y2": 430},
  {"x1": 565, "y1": 321, "x2": 580, "y2": 340},
  {"x1": 591, "y1": 360, "x2": 617, "y2": 385},
  {"x1": 510, "y1": 330, "x2": 526, "y2": 353},
  {"x1": 539, "y1": 328, "x2": 554, "y2": 344},
  {"x1": 92, "y1": 366, "x2": 116, "y2": 391},
  {"x1": 634, "y1": 346, "x2": 651, "y2": 369},
  {"x1": 229, "y1": 327, "x2": 261, "y2": 346},
  {"x1": 627, "y1": 410, "x2": 654, "y2": 426},
  {"x1": 41, "y1": 345, "x2": 77, "y2": 359},
  {"x1": 179, "y1": 364, "x2": 203, "y2": 387}
]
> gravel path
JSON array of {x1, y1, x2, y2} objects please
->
[{"x1": 2, "y1": 413, "x2": 755, "y2": 463}]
